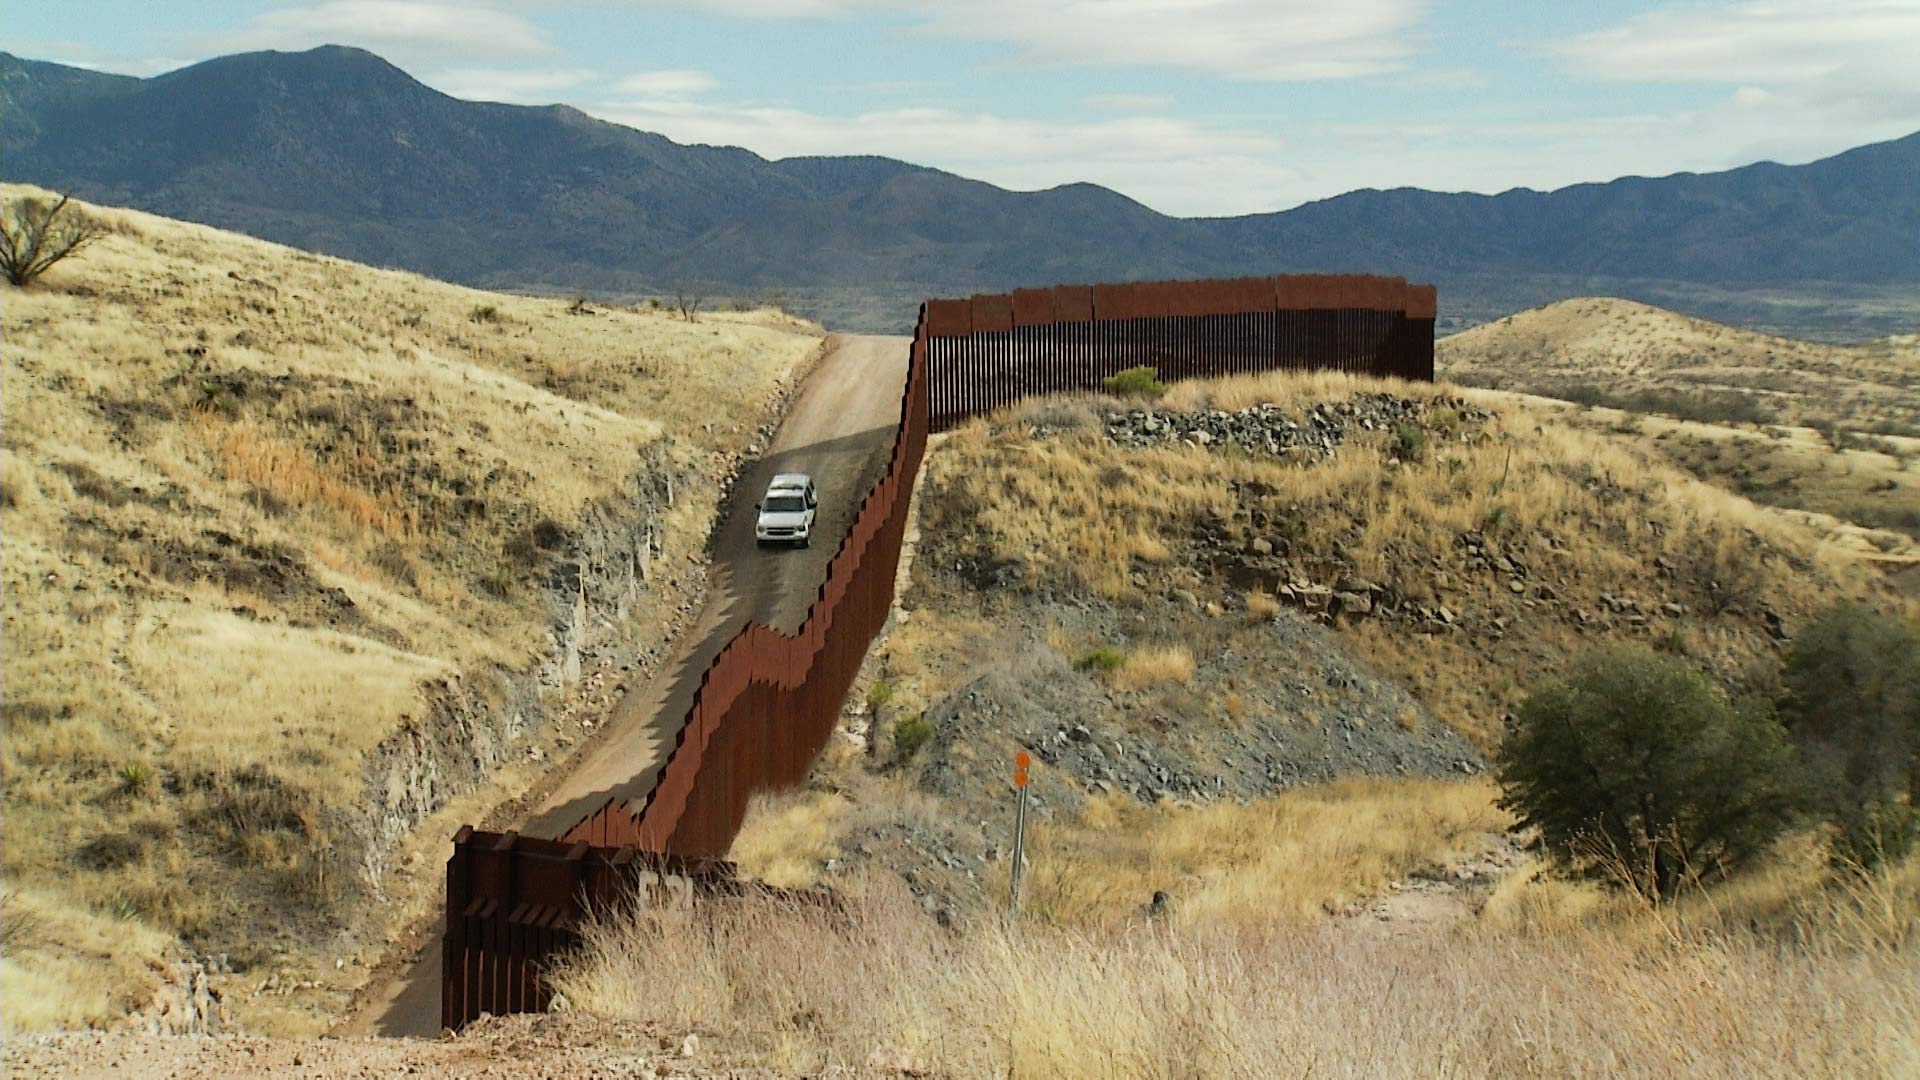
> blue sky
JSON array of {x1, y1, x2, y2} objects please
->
[{"x1": 14, "y1": 1, "x2": 1919, "y2": 216}]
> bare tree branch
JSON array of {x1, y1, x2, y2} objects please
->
[
  {"x1": 0, "y1": 193, "x2": 108, "y2": 286},
  {"x1": 671, "y1": 282, "x2": 705, "y2": 324}
]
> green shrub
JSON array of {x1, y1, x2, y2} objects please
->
[
  {"x1": 1778, "y1": 603, "x2": 1920, "y2": 866},
  {"x1": 1392, "y1": 424, "x2": 1426, "y2": 461},
  {"x1": 1497, "y1": 646, "x2": 1798, "y2": 900},
  {"x1": 468, "y1": 304, "x2": 502, "y2": 324},
  {"x1": 1103, "y1": 366, "x2": 1166, "y2": 399},
  {"x1": 893, "y1": 713, "x2": 933, "y2": 760},
  {"x1": 865, "y1": 680, "x2": 894, "y2": 712},
  {"x1": 119, "y1": 762, "x2": 153, "y2": 793},
  {"x1": 1075, "y1": 647, "x2": 1125, "y2": 674}
]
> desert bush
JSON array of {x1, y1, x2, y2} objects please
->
[
  {"x1": 1497, "y1": 646, "x2": 1798, "y2": 899},
  {"x1": 1075, "y1": 646, "x2": 1125, "y2": 673},
  {"x1": 892, "y1": 713, "x2": 933, "y2": 761},
  {"x1": 1392, "y1": 423, "x2": 1426, "y2": 461},
  {"x1": 864, "y1": 680, "x2": 894, "y2": 758},
  {"x1": 1543, "y1": 381, "x2": 1776, "y2": 427},
  {"x1": 468, "y1": 303, "x2": 501, "y2": 324},
  {"x1": 1779, "y1": 603, "x2": 1920, "y2": 866},
  {"x1": 0, "y1": 193, "x2": 107, "y2": 286},
  {"x1": 1103, "y1": 366, "x2": 1167, "y2": 399},
  {"x1": 117, "y1": 762, "x2": 152, "y2": 794}
]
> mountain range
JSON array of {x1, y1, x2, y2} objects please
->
[{"x1": 4, "y1": 46, "x2": 1917, "y2": 336}]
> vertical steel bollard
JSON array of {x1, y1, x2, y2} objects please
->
[{"x1": 1009, "y1": 750, "x2": 1031, "y2": 916}]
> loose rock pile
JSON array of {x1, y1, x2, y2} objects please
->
[{"x1": 1103, "y1": 394, "x2": 1489, "y2": 457}]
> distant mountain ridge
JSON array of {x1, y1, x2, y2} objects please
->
[{"x1": 4, "y1": 46, "x2": 1917, "y2": 334}]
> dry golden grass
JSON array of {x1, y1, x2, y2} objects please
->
[
  {"x1": 1110, "y1": 644, "x2": 1195, "y2": 692},
  {"x1": 1439, "y1": 296, "x2": 1920, "y2": 435},
  {"x1": 1441, "y1": 298, "x2": 1920, "y2": 546},
  {"x1": 0, "y1": 186, "x2": 822, "y2": 1030},
  {"x1": 0, "y1": 885, "x2": 178, "y2": 1034},
  {"x1": 555, "y1": 855, "x2": 1920, "y2": 1078},
  {"x1": 1010, "y1": 778, "x2": 1506, "y2": 926},
  {"x1": 1472, "y1": 385, "x2": 1920, "y2": 554},
  {"x1": 728, "y1": 791, "x2": 851, "y2": 889}
]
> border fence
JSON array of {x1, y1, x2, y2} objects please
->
[
  {"x1": 440, "y1": 827, "x2": 735, "y2": 1028},
  {"x1": 440, "y1": 273, "x2": 1436, "y2": 1030},
  {"x1": 924, "y1": 274, "x2": 1434, "y2": 431}
]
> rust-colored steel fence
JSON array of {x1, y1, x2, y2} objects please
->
[
  {"x1": 924, "y1": 274, "x2": 1435, "y2": 431},
  {"x1": 441, "y1": 274, "x2": 1436, "y2": 1030},
  {"x1": 559, "y1": 320, "x2": 931, "y2": 858},
  {"x1": 440, "y1": 827, "x2": 736, "y2": 1030}
]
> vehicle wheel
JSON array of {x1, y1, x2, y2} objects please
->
[{"x1": 799, "y1": 536, "x2": 811, "y2": 549}]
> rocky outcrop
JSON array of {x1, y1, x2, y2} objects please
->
[
  {"x1": 1103, "y1": 395, "x2": 1491, "y2": 457},
  {"x1": 124, "y1": 962, "x2": 224, "y2": 1036}
]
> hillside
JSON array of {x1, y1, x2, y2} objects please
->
[
  {"x1": 6, "y1": 48, "x2": 1918, "y2": 337},
  {"x1": 0, "y1": 188, "x2": 823, "y2": 1033},
  {"x1": 1440, "y1": 299, "x2": 1920, "y2": 542},
  {"x1": 588, "y1": 371, "x2": 1915, "y2": 1076},
  {"x1": 711, "y1": 371, "x2": 1910, "y2": 916}
]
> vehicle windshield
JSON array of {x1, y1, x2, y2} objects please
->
[{"x1": 764, "y1": 495, "x2": 807, "y2": 513}]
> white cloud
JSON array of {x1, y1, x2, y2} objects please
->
[
  {"x1": 1513, "y1": 0, "x2": 1920, "y2": 188},
  {"x1": 212, "y1": 1, "x2": 555, "y2": 59},
  {"x1": 609, "y1": 0, "x2": 1426, "y2": 80},
  {"x1": 1081, "y1": 93, "x2": 1173, "y2": 112},
  {"x1": 1556, "y1": 1, "x2": 1920, "y2": 84},
  {"x1": 590, "y1": 94, "x2": 1297, "y2": 215},
  {"x1": 433, "y1": 67, "x2": 596, "y2": 103},
  {"x1": 1554, "y1": 1, "x2": 1920, "y2": 124},
  {"x1": 1395, "y1": 67, "x2": 1487, "y2": 92},
  {"x1": 612, "y1": 70, "x2": 718, "y2": 96},
  {"x1": 909, "y1": 0, "x2": 1425, "y2": 81},
  {"x1": 642, "y1": 0, "x2": 863, "y2": 14}
]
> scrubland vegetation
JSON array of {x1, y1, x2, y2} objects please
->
[
  {"x1": 1440, "y1": 298, "x2": 1920, "y2": 546},
  {"x1": 1439, "y1": 297, "x2": 1920, "y2": 436},
  {"x1": 561, "y1": 819, "x2": 1918, "y2": 1078},
  {"x1": 628, "y1": 362, "x2": 1918, "y2": 1077},
  {"x1": 0, "y1": 187, "x2": 822, "y2": 1031}
]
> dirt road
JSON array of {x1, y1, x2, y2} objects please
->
[{"x1": 342, "y1": 334, "x2": 908, "y2": 1037}]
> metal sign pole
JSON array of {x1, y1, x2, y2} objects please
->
[{"x1": 1010, "y1": 751, "x2": 1030, "y2": 916}]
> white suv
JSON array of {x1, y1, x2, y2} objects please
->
[{"x1": 755, "y1": 473, "x2": 817, "y2": 547}]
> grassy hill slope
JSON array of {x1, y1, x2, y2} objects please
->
[
  {"x1": 0, "y1": 188, "x2": 822, "y2": 1032},
  {"x1": 1439, "y1": 298, "x2": 1920, "y2": 543}
]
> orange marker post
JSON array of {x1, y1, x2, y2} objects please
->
[{"x1": 1010, "y1": 750, "x2": 1032, "y2": 915}]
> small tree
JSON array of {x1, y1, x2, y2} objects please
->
[
  {"x1": 0, "y1": 193, "x2": 107, "y2": 286},
  {"x1": 671, "y1": 282, "x2": 705, "y2": 323},
  {"x1": 1497, "y1": 646, "x2": 1797, "y2": 899},
  {"x1": 1779, "y1": 603, "x2": 1920, "y2": 866}
]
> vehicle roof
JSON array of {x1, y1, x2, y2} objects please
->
[{"x1": 767, "y1": 473, "x2": 812, "y2": 489}]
